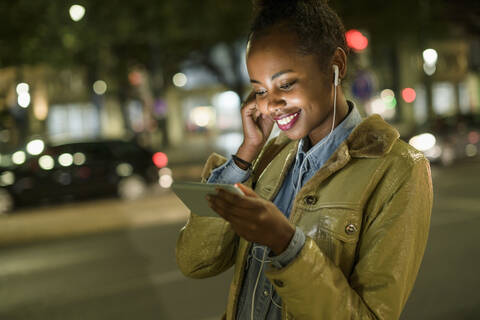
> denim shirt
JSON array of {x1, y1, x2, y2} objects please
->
[{"x1": 207, "y1": 101, "x2": 362, "y2": 319}]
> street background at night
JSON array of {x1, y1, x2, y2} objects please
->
[{"x1": 0, "y1": 1, "x2": 479, "y2": 319}]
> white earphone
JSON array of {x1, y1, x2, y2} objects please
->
[
  {"x1": 250, "y1": 64, "x2": 343, "y2": 320},
  {"x1": 333, "y1": 64, "x2": 339, "y2": 86}
]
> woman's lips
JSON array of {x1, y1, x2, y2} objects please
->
[{"x1": 275, "y1": 111, "x2": 301, "y2": 131}]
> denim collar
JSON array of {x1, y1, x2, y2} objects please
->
[{"x1": 295, "y1": 100, "x2": 363, "y2": 173}]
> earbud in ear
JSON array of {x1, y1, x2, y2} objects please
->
[{"x1": 333, "y1": 64, "x2": 339, "y2": 86}]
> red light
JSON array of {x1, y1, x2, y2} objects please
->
[
  {"x1": 402, "y1": 88, "x2": 416, "y2": 103},
  {"x1": 153, "y1": 152, "x2": 168, "y2": 168},
  {"x1": 345, "y1": 29, "x2": 368, "y2": 52}
]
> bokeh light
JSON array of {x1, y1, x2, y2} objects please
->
[
  {"x1": 73, "y1": 152, "x2": 86, "y2": 165},
  {"x1": 213, "y1": 91, "x2": 241, "y2": 109},
  {"x1": 18, "y1": 93, "x2": 31, "y2": 108},
  {"x1": 159, "y1": 174, "x2": 173, "y2": 188},
  {"x1": 38, "y1": 155, "x2": 55, "y2": 170},
  {"x1": 69, "y1": 5, "x2": 86, "y2": 22},
  {"x1": 172, "y1": 73, "x2": 187, "y2": 87},
  {"x1": 423, "y1": 48, "x2": 438, "y2": 66},
  {"x1": 16, "y1": 83, "x2": 29, "y2": 95},
  {"x1": 26, "y1": 139, "x2": 45, "y2": 155},
  {"x1": 402, "y1": 88, "x2": 416, "y2": 103},
  {"x1": 153, "y1": 152, "x2": 168, "y2": 168},
  {"x1": 409, "y1": 133, "x2": 436, "y2": 152},
  {"x1": 0, "y1": 171, "x2": 15, "y2": 186},
  {"x1": 190, "y1": 106, "x2": 215, "y2": 127},
  {"x1": 12, "y1": 151, "x2": 26, "y2": 165},
  {"x1": 58, "y1": 153, "x2": 73, "y2": 167},
  {"x1": 93, "y1": 80, "x2": 107, "y2": 95},
  {"x1": 116, "y1": 163, "x2": 133, "y2": 177},
  {"x1": 345, "y1": 29, "x2": 368, "y2": 52},
  {"x1": 465, "y1": 144, "x2": 478, "y2": 157}
]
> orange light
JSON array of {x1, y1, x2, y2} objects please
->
[
  {"x1": 345, "y1": 29, "x2": 368, "y2": 52},
  {"x1": 402, "y1": 88, "x2": 416, "y2": 103},
  {"x1": 153, "y1": 152, "x2": 168, "y2": 168},
  {"x1": 128, "y1": 71, "x2": 143, "y2": 86}
]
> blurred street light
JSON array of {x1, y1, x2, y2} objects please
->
[
  {"x1": 16, "y1": 82, "x2": 31, "y2": 108},
  {"x1": 16, "y1": 83, "x2": 29, "y2": 95},
  {"x1": 159, "y1": 167, "x2": 173, "y2": 188},
  {"x1": 73, "y1": 152, "x2": 86, "y2": 165},
  {"x1": 58, "y1": 153, "x2": 73, "y2": 167},
  {"x1": 18, "y1": 93, "x2": 31, "y2": 108},
  {"x1": 153, "y1": 152, "x2": 168, "y2": 168},
  {"x1": 0, "y1": 171, "x2": 15, "y2": 187},
  {"x1": 33, "y1": 91, "x2": 49, "y2": 120},
  {"x1": 116, "y1": 163, "x2": 133, "y2": 177},
  {"x1": 380, "y1": 89, "x2": 397, "y2": 108},
  {"x1": 423, "y1": 49, "x2": 438, "y2": 66},
  {"x1": 173, "y1": 73, "x2": 187, "y2": 87},
  {"x1": 38, "y1": 155, "x2": 55, "y2": 170},
  {"x1": 213, "y1": 91, "x2": 241, "y2": 109},
  {"x1": 12, "y1": 151, "x2": 26, "y2": 165},
  {"x1": 423, "y1": 63, "x2": 436, "y2": 76},
  {"x1": 402, "y1": 88, "x2": 417, "y2": 103},
  {"x1": 409, "y1": 133, "x2": 436, "y2": 152},
  {"x1": 93, "y1": 80, "x2": 107, "y2": 95},
  {"x1": 26, "y1": 139, "x2": 45, "y2": 155},
  {"x1": 190, "y1": 106, "x2": 215, "y2": 127},
  {"x1": 465, "y1": 144, "x2": 478, "y2": 157},
  {"x1": 345, "y1": 29, "x2": 368, "y2": 52},
  {"x1": 423, "y1": 48, "x2": 438, "y2": 76},
  {"x1": 69, "y1": 5, "x2": 86, "y2": 22}
]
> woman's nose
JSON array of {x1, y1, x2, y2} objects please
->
[{"x1": 266, "y1": 95, "x2": 285, "y2": 115}]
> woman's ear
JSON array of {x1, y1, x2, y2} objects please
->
[{"x1": 331, "y1": 47, "x2": 347, "y2": 81}]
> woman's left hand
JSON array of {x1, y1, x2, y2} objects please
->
[{"x1": 207, "y1": 183, "x2": 295, "y2": 255}]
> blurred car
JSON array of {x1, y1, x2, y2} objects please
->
[
  {"x1": 407, "y1": 113, "x2": 480, "y2": 166},
  {"x1": 0, "y1": 139, "x2": 168, "y2": 214}
]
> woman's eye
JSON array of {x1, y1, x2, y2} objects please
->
[
  {"x1": 280, "y1": 80, "x2": 296, "y2": 90},
  {"x1": 255, "y1": 90, "x2": 266, "y2": 96}
]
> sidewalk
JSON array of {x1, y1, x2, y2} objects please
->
[{"x1": 0, "y1": 189, "x2": 190, "y2": 247}]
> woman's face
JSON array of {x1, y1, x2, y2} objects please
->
[{"x1": 246, "y1": 30, "x2": 335, "y2": 143}]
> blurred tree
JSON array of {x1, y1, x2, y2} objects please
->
[{"x1": 0, "y1": 0, "x2": 252, "y2": 146}]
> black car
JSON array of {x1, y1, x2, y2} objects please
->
[{"x1": 0, "y1": 140, "x2": 166, "y2": 213}]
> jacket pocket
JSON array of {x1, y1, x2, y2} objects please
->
[{"x1": 296, "y1": 204, "x2": 362, "y2": 276}]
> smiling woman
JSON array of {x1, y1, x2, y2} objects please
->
[{"x1": 176, "y1": 1, "x2": 433, "y2": 319}]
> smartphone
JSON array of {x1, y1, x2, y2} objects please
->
[{"x1": 172, "y1": 181, "x2": 244, "y2": 217}]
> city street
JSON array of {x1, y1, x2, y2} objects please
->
[{"x1": 0, "y1": 158, "x2": 479, "y2": 319}]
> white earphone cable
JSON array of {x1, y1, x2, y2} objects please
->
[
  {"x1": 295, "y1": 80, "x2": 337, "y2": 194},
  {"x1": 250, "y1": 72, "x2": 338, "y2": 320}
]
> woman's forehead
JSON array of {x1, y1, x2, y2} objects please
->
[{"x1": 246, "y1": 32, "x2": 322, "y2": 76}]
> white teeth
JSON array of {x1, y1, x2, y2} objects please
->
[{"x1": 277, "y1": 113, "x2": 298, "y2": 125}]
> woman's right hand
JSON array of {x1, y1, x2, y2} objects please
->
[{"x1": 236, "y1": 91, "x2": 274, "y2": 164}]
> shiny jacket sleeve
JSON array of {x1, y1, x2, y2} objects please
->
[
  {"x1": 265, "y1": 157, "x2": 433, "y2": 320},
  {"x1": 176, "y1": 153, "x2": 239, "y2": 279}
]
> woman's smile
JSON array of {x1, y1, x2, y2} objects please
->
[{"x1": 274, "y1": 111, "x2": 301, "y2": 131}]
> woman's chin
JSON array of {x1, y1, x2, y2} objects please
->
[{"x1": 281, "y1": 128, "x2": 306, "y2": 141}]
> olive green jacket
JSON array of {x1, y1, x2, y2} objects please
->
[{"x1": 176, "y1": 115, "x2": 433, "y2": 320}]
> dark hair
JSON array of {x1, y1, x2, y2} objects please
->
[{"x1": 249, "y1": 0, "x2": 348, "y2": 71}]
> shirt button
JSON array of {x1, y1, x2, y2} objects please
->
[
  {"x1": 263, "y1": 290, "x2": 269, "y2": 296},
  {"x1": 273, "y1": 279, "x2": 285, "y2": 287},
  {"x1": 345, "y1": 224, "x2": 358, "y2": 235},
  {"x1": 304, "y1": 195, "x2": 317, "y2": 205}
]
